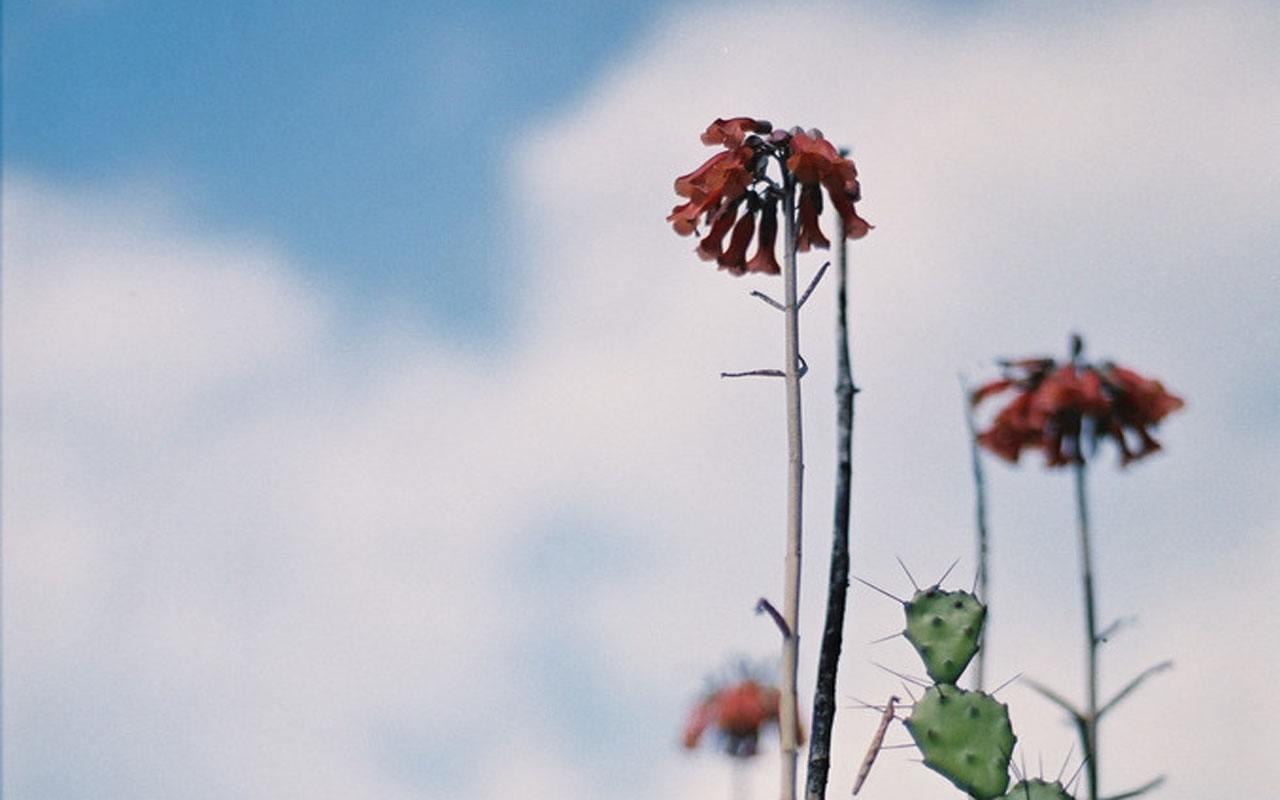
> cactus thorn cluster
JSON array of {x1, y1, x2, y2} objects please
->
[{"x1": 903, "y1": 586, "x2": 986, "y2": 685}]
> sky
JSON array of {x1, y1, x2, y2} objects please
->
[{"x1": 3, "y1": 2, "x2": 1278, "y2": 799}]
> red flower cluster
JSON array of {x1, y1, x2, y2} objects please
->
[
  {"x1": 681, "y1": 679, "x2": 782, "y2": 758},
  {"x1": 668, "y1": 117, "x2": 871, "y2": 276},
  {"x1": 972, "y1": 357, "x2": 1184, "y2": 467}
]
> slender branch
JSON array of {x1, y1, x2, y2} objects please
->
[
  {"x1": 797, "y1": 261, "x2": 830, "y2": 310},
  {"x1": 960, "y1": 374, "x2": 991, "y2": 691},
  {"x1": 1074, "y1": 458, "x2": 1100, "y2": 800},
  {"x1": 1100, "y1": 776, "x2": 1165, "y2": 800},
  {"x1": 805, "y1": 236, "x2": 853, "y2": 800},
  {"x1": 850, "y1": 696, "x2": 898, "y2": 795},
  {"x1": 1096, "y1": 615, "x2": 1136, "y2": 644},
  {"x1": 778, "y1": 162, "x2": 805, "y2": 800},
  {"x1": 1098, "y1": 661, "x2": 1172, "y2": 719},
  {"x1": 1025, "y1": 678, "x2": 1085, "y2": 722},
  {"x1": 722, "y1": 358, "x2": 808, "y2": 380},
  {"x1": 752, "y1": 290, "x2": 786, "y2": 311},
  {"x1": 756, "y1": 597, "x2": 792, "y2": 639},
  {"x1": 722, "y1": 368, "x2": 786, "y2": 379}
]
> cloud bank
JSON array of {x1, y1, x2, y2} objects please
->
[{"x1": 4, "y1": 2, "x2": 1277, "y2": 798}]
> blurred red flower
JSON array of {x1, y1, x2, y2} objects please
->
[
  {"x1": 681, "y1": 678, "x2": 784, "y2": 758},
  {"x1": 669, "y1": 118, "x2": 870, "y2": 275},
  {"x1": 972, "y1": 355, "x2": 1183, "y2": 467}
]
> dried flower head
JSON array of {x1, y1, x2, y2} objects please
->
[
  {"x1": 681, "y1": 678, "x2": 783, "y2": 758},
  {"x1": 972, "y1": 351, "x2": 1184, "y2": 467},
  {"x1": 669, "y1": 117, "x2": 871, "y2": 275}
]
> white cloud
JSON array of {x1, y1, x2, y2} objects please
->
[{"x1": 4, "y1": 2, "x2": 1278, "y2": 799}]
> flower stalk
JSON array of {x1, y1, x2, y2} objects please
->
[
  {"x1": 1074, "y1": 457, "x2": 1100, "y2": 800},
  {"x1": 961, "y1": 380, "x2": 991, "y2": 691},
  {"x1": 669, "y1": 118, "x2": 871, "y2": 800},
  {"x1": 971, "y1": 334, "x2": 1184, "y2": 800},
  {"x1": 779, "y1": 165, "x2": 805, "y2": 800}
]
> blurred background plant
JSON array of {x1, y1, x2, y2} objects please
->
[{"x1": 971, "y1": 334, "x2": 1183, "y2": 800}]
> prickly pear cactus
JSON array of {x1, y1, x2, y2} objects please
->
[
  {"x1": 903, "y1": 684, "x2": 1015, "y2": 800},
  {"x1": 998, "y1": 779, "x2": 1074, "y2": 800},
  {"x1": 903, "y1": 587, "x2": 985, "y2": 684}
]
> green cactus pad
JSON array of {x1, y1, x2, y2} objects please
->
[
  {"x1": 904, "y1": 684, "x2": 1015, "y2": 800},
  {"x1": 903, "y1": 586, "x2": 985, "y2": 684},
  {"x1": 998, "y1": 779, "x2": 1074, "y2": 800}
]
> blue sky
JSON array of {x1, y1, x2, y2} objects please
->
[
  {"x1": 4, "y1": 1, "x2": 667, "y2": 337},
  {"x1": 3, "y1": 2, "x2": 1278, "y2": 799}
]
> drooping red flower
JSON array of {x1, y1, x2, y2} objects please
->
[
  {"x1": 972, "y1": 350, "x2": 1184, "y2": 467},
  {"x1": 745, "y1": 196, "x2": 781, "y2": 274},
  {"x1": 795, "y1": 183, "x2": 831, "y2": 253},
  {"x1": 681, "y1": 678, "x2": 784, "y2": 759},
  {"x1": 669, "y1": 117, "x2": 871, "y2": 275},
  {"x1": 668, "y1": 145, "x2": 755, "y2": 238},
  {"x1": 788, "y1": 129, "x2": 871, "y2": 243}
]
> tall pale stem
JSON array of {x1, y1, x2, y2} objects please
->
[
  {"x1": 778, "y1": 170, "x2": 804, "y2": 800},
  {"x1": 1074, "y1": 459, "x2": 1099, "y2": 800}
]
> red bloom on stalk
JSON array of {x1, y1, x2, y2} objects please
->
[
  {"x1": 681, "y1": 679, "x2": 784, "y2": 759},
  {"x1": 669, "y1": 117, "x2": 871, "y2": 274},
  {"x1": 972, "y1": 354, "x2": 1184, "y2": 467},
  {"x1": 788, "y1": 130, "x2": 871, "y2": 247}
]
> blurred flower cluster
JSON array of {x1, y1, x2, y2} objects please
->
[
  {"x1": 972, "y1": 355, "x2": 1184, "y2": 467},
  {"x1": 668, "y1": 117, "x2": 871, "y2": 276},
  {"x1": 681, "y1": 677, "x2": 784, "y2": 759}
]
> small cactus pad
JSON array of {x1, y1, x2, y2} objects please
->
[
  {"x1": 903, "y1": 586, "x2": 985, "y2": 684},
  {"x1": 998, "y1": 779, "x2": 1074, "y2": 800},
  {"x1": 904, "y1": 684, "x2": 1015, "y2": 800}
]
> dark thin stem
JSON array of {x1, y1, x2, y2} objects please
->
[
  {"x1": 805, "y1": 223, "x2": 855, "y2": 800},
  {"x1": 961, "y1": 377, "x2": 991, "y2": 691},
  {"x1": 1074, "y1": 459, "x2": 1100, "y2": 800}
]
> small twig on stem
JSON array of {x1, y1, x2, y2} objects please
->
[
  {"x1": 756, "y1": 597, "x2": 793, "y2": 639},
  {"x1": 1096, "y1": 615, "x2": 1137, "y2": 644},
  {"x1": 721, "y1": 356, "x2": 808, "y2": 381},
  {"x1": 722, "y1": 368, "x2": 785, "y2": 379},
  {"x1": 851, "y1": 696, "x2": 898, "y2": 795},
  {"x1": 1098, "y1": 661, "x2": 1172, "y2": 718},
  {"x1": 1025, "y1": 679, "x2": 1084, "y2": 721},
  {"x1": 1099, "y1": 775, "x2": 1165, "y2": 800},
  {"x1": 752, "y1": 290, "x2": 786, "y2": 311},
  {"x1": 797, "y1": 261, "x2": 830, "y2": 310}
]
